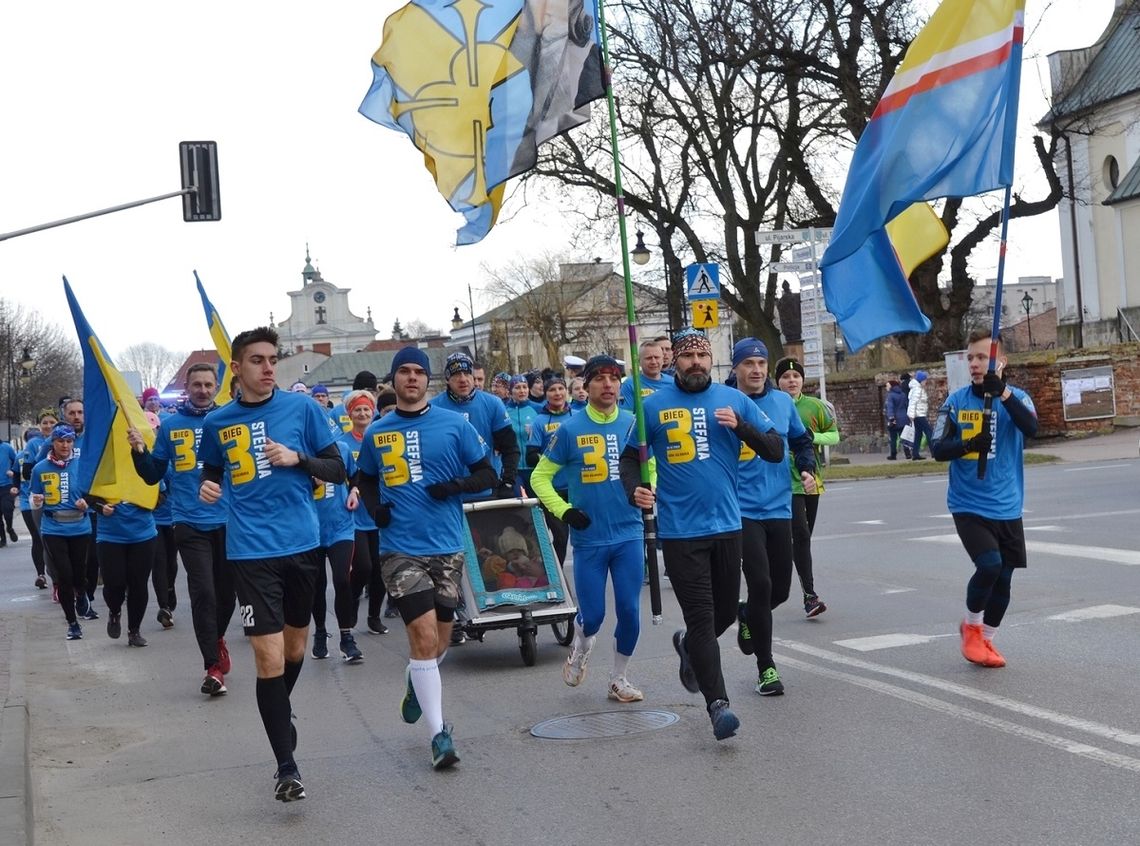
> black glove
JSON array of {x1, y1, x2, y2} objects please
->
[
  {"x1": 963, "y1": 430, "x2": 993, "y2": 455},
  {"x1": 427, "y1": 479, "x2": 462, "y2": 500},
  {"x1": 980, "y1": 371, "x2": 1006, "y2": 397},
  {"x1": 494, "y1": 480, "x2": 516, "y2": 499},
  {"x1": 374, "y1": 501, "x2": 394, "y2": 528},
  {"x1": 888, "y1": 417, "x2": 896, "y2": 426},
  {"x1": 562, "y1": 508, "x2": 591, "y2": 530}
]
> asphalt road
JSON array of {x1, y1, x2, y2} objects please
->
[{"x1": 4, "y1": 455, "x2": 1140, "y2": 845}]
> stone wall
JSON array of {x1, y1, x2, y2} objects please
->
[{"x1": 814, "y1": 343, "x2": 1140, "y2": 448}]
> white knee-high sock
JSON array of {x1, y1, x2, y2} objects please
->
[
  {"x1": 409, "y1": 659, "x2": 444, "y2": 737},
  {"x1": 612, "y1": 651, "x2": 631, "y2": 680}
]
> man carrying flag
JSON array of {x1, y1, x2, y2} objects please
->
[{"x1": 820, "y1": 0, "x2": 1025, "y2": 350}]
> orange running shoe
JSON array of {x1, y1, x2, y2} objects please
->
[
  {"x1": 982, "y1": 638, "x2": 1006, "y2": 668},
  {"x1": 959, "y1": 622, "x2": 989, "y2": 665}
]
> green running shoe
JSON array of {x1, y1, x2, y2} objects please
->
[
  {"x1": 756, "y1": 666, "x2": 784, "y2": 696},
  {"x1": 736, "y1": 601, "x2": 754, "y2": 656}
]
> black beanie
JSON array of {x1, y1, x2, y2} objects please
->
[{"x1": 352, "y1": 370, "x2": 378, "y2": 391}]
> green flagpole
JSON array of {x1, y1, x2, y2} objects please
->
[{"x1": 595, "y1": 0, "x2": 662, "y2": 624}]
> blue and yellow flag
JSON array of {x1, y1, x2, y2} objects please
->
[
  {"x1": 360, "y1": 0, "x2": 605, "y2": 244},
  {"x1": 62, "y1": 277, "x2": 158, "y2": 508},
  {"x1": 194, "y1": 271, "x2": 234, "y2": 404},
  {"x1": 820, "y1": 0, "x2": 1025, "y2": 350}
]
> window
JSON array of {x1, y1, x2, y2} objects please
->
[{"x1": 1104, "y1": 155, "x2": 1121, "y2": 190}]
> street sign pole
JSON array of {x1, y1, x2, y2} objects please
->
[{"x1": 807, "y1": 227, "x2": 829, "y2": 466}]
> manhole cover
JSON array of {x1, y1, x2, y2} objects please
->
[{"x1": 530, "y1": 709, "x2": 680, "y2": 739}]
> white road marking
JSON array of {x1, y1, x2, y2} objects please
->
[
  {"x1": 1024, "y1": 525, "x2": 1067, "y2": 532},
  {"x1": 835, "y1": 633, "x2": 936, "y2": 651},
  {"x1": 775, "y1": 652, "x2": 1140, "y2": 773},
  {"x1": 1062, "y1": 464, "x2": 1126, "y2": 473},
  {"x1": 1048, "y1": 604, "x2": 1140, "y2": 622},
  {"x1": 854, "y1": 519, "x2": 885, "y2": 525},
  {"x1": 882, "y1": 588, "x2": 917, "y2": 595},
  {"x1": 776, "y1": 638, "x2": 1140, "y2": 747},
  {"x1": 916, "y1": 534, "x2": 1140, "y2": 566}
]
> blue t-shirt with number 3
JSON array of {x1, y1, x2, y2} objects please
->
[
  {"x1": 638, "y1": 381, "x2": 775, "y2": 539},
  {"x1": 200, "y1": 389, "x2": 338, "y2": 560},
  {"x1": 356, "y1": 406, "x2": 486, "y2": 557}
]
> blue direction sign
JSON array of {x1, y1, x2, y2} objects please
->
[{"x1": 685, "y1": 263, "x2": 720, "y2": 300}]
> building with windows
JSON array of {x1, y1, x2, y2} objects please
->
[
  {"x1": 272, "y1": 247, "x2": 379, "y2": 355},
  {"x1": 1040, "y1": 0, "x2": 1140, "y2": 346}
]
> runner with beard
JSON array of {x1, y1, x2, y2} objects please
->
[{"x1": 620, "y1": 329, "x2": 784, "y2": 741}]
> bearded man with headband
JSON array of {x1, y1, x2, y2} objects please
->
[{"x1": 619, "y1": 329, "x2": 785, "y2": 741}]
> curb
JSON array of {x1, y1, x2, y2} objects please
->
[{"x1": 0, "y1": 615, "x2": 32, "y2": 846}]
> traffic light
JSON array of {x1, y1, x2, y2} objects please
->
[{"x1": 179, "y1": 141, "x2": 221, "y2": 222}]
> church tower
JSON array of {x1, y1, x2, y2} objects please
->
[{"x1": 274, "y1": 245, "x2": 378, "y2": 354}]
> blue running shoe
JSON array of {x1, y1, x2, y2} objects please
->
[
  {"x1": 431, "y1": 723, "x2": 459, "y2": 770},
  {"x1": 709, "y1": 699, "x2": 739, "y2": 741},
  {"x1": 400, "y1": 666, "x2": 422, "y2": 724},
  {"x1": 339, "y1": 632, "x2": 363, "y2": 664},
  {"x1": 66, "y1": 621, "x2": 82, "y2": 641},
  {"x1": 312, "y1": 630, "x2": 329, "y2": 660}
]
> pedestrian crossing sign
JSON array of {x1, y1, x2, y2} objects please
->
[
  {"x1": 691, "y1": 300, "x2": 719, "y2": 328},
  {"x1": 685, "y1": 263, "x2": 720, "y2": 300}
]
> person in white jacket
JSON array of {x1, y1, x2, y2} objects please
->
[{"x1": 907, "y1": 370, "x2": 932, "y2": 460}]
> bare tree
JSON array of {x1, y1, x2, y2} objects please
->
[
  {"x1": 403, "y1": 319, "x2": 439, "y2": 339},
  {"x1": 117, "y1": 342, "x2": 184, "y2": 392},
  {"x1": 482, "y1": 255, "x2": 665, "y2": 370},
  {"x1": 0, "y1": 300, "x2": 82, "y2": 439},
  {"x1": 530, "y1": 0, "x2": 1062, "y2": 359}
]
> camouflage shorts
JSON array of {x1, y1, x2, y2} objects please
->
[{"x1": 379, "y1": 551, "x2": 465, "y2": 608}]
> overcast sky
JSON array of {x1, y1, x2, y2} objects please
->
[{"x1": 0, "y1": 0, "x2": 1116, "y2": 358}]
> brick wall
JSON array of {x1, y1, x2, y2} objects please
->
[{"x1": 817, "y1": 343, "x2": 1140, "y2": 442}]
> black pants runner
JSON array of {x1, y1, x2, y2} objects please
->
[
  {"x1": 99, "y1": 538, "x2": 155, "y2": 632},
  {"x1": 661, "y1": 533, "x2": 742, "y2": 707},
  {"x1": 151, "y1": 525, "x2": 179, "y2": 610},
  {"x1": 741, "y1": 517, "x2": 794, "y2": 671},
  {"x1": 314, "y1": 538, "x2": 367, "y2": 631},
  {"x1": 174, "y1": 524, "x2": 235, "y2": 670},
  {"x1": 42, "y1": 533, "x2": 90, "y2": 624},
  {"x1": 21, "y1": 509, "x2": 45, "y2": 577},
  {"x1": 791, "y1": 494, "x2": 821, "y2": 597}
]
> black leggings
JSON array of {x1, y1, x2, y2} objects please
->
[
  {"x1": 42, "y1": 533, "x2": 90, "y2": 624},
  {"x1": 99, "y1": 539, "x2": 155, "y2": 632},
  {"x1": 740, "y1": 517, "x2": 794, "y2": 670},
  {"x1": 21, "y1": 509, "x2": 45, "y2": 577},
  {"x1": 662, "y1": 533, "x2": 742, "y2": 707},
  {"x1": 313, "y1": 538, "x2": 367, "y2": 631},
  {"x1": 151, "y1": 525, "x2": 179, "y2": 610},
  {"x1": 791, "y1": 494, "x2": 821, "y2": 596}
]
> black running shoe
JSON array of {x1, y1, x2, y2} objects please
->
[
  {"x1": 107, "y1": 613, "x2": 121, "y2": 640},
  {"x1": 672, "y1": 630, "x2": 700, "y2": 693},
  {"x1": 127, "y1": 631, "x2": 148, "y2": 648},
  {"x1": 366, "y1": 617, "x2": 388, "y2": 635},
  {"x1": 157, "y1": 608, "x2": 174, "y2": 629},
  {"x1": 312, "y1": 630, "x2": 329, "y2": 659},
  {"x1": 340, "y1": 632, "x2": 363, "y2": 663},
  {"x1": 736, "y1": 601, "x2": 754, "y2": 656},
  {"x1": 274, "y1": 764, "x2": 306, "y2": 802}
]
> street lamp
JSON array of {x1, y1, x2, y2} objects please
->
[
  {"x1": 631, "y1": 230, "x2": 651, "y2": 266},
  {"x1": 1021, "y1": 290, "x2": 1034, "y2": 349},
  {"x1": 6, "y1": 345, "x2": 34, "y2": 442},
  {"x1": 450, "y1": 307, "x2": 463, "y2": 331}
]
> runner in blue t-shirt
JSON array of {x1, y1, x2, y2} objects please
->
[
  {"x1": 619, "y1": 329, "x2": 783, "y2": 742},
  {"x1": 729, "y1": 338, "x2": 816, "y2": 697},
  {"x1": 356, "y1": 347, "x2": 497, "y2": 772},
  {"x1": 931, "y1": 331, "x2": 1037, "y2": 670},
  {"x1": 504, "y1": 376, "x2": 538, "y2": 491},
  {"x1": 618, "y1": 339, "x2": 668, "y2": 409},
  {"x1": 93, "y1": 497, "x2": 156, "y2": 647},
  {"x1": 30, "y1": 425, "x2": 91, "y2": 640},
  {"x1": 531, "y1": 355, "x2": 646, "y2": 703},
  {"x1": 129, "y1": 362, "x2": 236, "y2": 697},
  {"x1": 429, "y1": 352, "x2": 516, "y2": 499},
  {"x1": 526, "y1": 375, "x2": 576, "y2": 565},
  {"x1": 198, "y1": 327, "x2": 346, "y2": 803}
]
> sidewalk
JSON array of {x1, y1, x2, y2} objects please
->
[{"x1": 834, "y1": 426, "x2": 1138, "y2": 468}]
